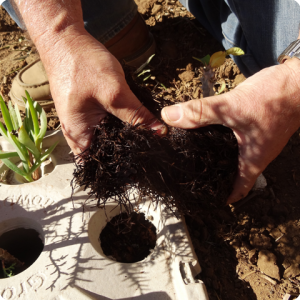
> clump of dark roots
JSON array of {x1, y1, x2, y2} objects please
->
[{"x1": 72, "y1": 114, "x2": 238, "y2": 216}]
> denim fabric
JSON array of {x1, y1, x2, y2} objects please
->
[
  {"x1": 81, "y1": 0, "x2": 137, "y2": 43},
  {"x1": 3, "y1": 0, "x2": 300, "y2": 76},
  {"x1": 179, "y1": 0, "x2": 300, "y2": 76},
  {"x1": 1, "y1": 0, "x2": 137, "y2": 44},
  {"x1": 2, "y1": 0, "x2": 23, "y2": 28}
]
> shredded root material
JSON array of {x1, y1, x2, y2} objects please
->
[{"x1": 72, "y1": 114, "x2": 238, "y2": 216}]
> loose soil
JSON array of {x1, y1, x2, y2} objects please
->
[
  {"x1": 0, "y1": 228, "x2": 43, "y2": 278},
  {"x1": 1, "y1": 1, "x2": 300, "y2": 299},
  {"x1": 100, "y1": 212, "x2": 157, "y2": 263}
]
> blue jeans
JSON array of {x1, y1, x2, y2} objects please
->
[
  {"x1": 179, "y1": 0, "x2": 300, "y2": 76},
  {"x1": 3, "y1": 0, "x2": 300, "y2": 76},
  {"x1": 2, "y1": 0, "x2": 137, "y2": 44}
]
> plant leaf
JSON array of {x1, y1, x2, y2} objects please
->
[
  {"x1": 0, "y1": 122, "x2": 8, "y2": 139},
  {"x1": 25, "y1": 91, "x2": 39, "y2": 139},
  {"x1": 29, "y1": 141, "x2": 58, "y2": 175},
  {"x1": 18, "y1": 125, "x2": 41, "y2": 159},
  {"x1": 135, "y1": 54, "x2": 155, "y2": 74},
  {"x1": 34, "y1": 101, "x2": 47, "y2": 150},
  {"x1": 193, "y1": 55, "x2": 210, "y2": 66},
  {"x1": 0, "y1": 151, "x2": 19, "y2": 159},
  {"x1": 8, "y1": 101, "x2": 19, "y2": 131},
  {"x1": 215, "y1": 81, "x2": 226, "y2": 95},
  {"x1": 14, "y1": 103, "x2": 23, "y2": 128},
  {"x1": 160, "y1": 82, "x2": 167, "y2": 90},
  {"x1": 0, "y1": 95, "x2": 13, "y2": 132},
  {"x1": 137, "y1": 69, "x2": 151, "y2": 77},
  {"x1": 24, "y1": 97, "x2": 34, "y2": 142},
  {"x1": 225, "y1": 47, "x2": 245, "y2": 56},
  {"x1": 7, "y1": 132, "x2": 30, "y2": 173},
  {"x1": 209, "y1": 51, "x2": 226, "y2": 68},
  {"x1": 143, "y1": 74, "x2": 151, "y2": 81},
  {"x1": 0, "y1": 155, "x2": 30, "y2": 180}
]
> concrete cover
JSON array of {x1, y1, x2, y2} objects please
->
[{"x1": 0, "y1": 131, "x2": 209, "y2": 300}]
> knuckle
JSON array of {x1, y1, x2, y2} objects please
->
[
  {"x1": 104, "y1": 85, "x2": 124, "y2": 108},
  {"x1": 186, "y1": 100, "x2": 202, "y2": 126}
]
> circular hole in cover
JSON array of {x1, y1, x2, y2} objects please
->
[
  {"x1": 0, "y1": 227, "x2": 44, "y2": 278},
  {"x1": 100, "y1": 212, "x2": 157, "y2": 263}
]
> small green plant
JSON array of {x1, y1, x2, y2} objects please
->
[
  {"x1": 135, "y1": 54, "x2": 167, "y2": 90},
  {"x1": 193, "y1": 47, "x2": 244, "y2": 97},
  {"x1": 135, "y1": 53, "x2": 155, "y2": 80},
  {"x1": 2, "y1": 262, "x2": 15, "y2": 278},
  {"x1": 0, "y1": 91, "x2": 58, "y2": 182}
]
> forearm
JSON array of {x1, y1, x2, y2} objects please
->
[{"x1": 12, "y1": 0, "x2": 85, "y2": 56}]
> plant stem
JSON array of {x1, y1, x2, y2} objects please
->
[
  {"x1": 201, "y1": 66, "x2": 215, "y2": 97},
  {"x1": 29, "y1": 151, "x2": 40, "y2": 181}
]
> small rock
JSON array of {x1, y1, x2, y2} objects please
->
[
  {"x1": 233, "y1": 74, "x2": 246, "y2": 86},
  {"x1": 262, "y1": 216, "x2": 275, "y2": 231},
  {"x1": 178, "y1": 70, "x2": 194, "y2": 82},
  {"x1": 248, "y1": 249, "x2": 258, "y2": 264},
  {"x1": 282, "y1": 258, "x2": 291, "y2": 270},
  {"x1": 186, "y1": 63, "x2": 193, "y2": 71},
  {"x1": 257, "y1": 250, "x2": 280, "y2": 280},
  {"x1": 284, "y1": 263, "x2": 300, "y2": 279},
  {"x1": 151, "y1": 4, "x2": 162, "y2": 15},
  {"x1": 249, "y1": 232, "x2": 272, "y2": 249},
  {"x1": 192, "y1": 87, "x2": 201, "y2": 99},
  {"x1": 295, "y1": 254, "x2": 300, "y2": 264}
]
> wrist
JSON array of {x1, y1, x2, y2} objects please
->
[
  {"x1": 35, "y1": 24, "x2": 88, "y2": 59},
  {"x1": 13, "y1": 0, "x2": 86, "y2": 59}
]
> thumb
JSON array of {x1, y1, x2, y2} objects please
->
[{"x1": 161, "y1": 95, "x2": 229, "y2": 129}]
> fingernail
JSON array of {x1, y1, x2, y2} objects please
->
[
  {"x1": 163, "y1": 105, "x2": 182, "y2": 122},
  {"x1": 150, "y1": 120, "x2": 168, "y2": 136}
]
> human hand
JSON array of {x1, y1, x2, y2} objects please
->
[
  {"x1": 161, "y1": 58, "x2": 300, "y2": 203},
  {"x1": 39, "y1": 31, "x2": 165, "y2": 156},
  {"x1": 13, "y1": 0, "x2": 165, "y2": 155}
]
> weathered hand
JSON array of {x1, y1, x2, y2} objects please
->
[
  {"x1": 161, "y1": 58, "x2": 300, "y2": 203},
  {"x1": 13, "y1": 0, "x2": 164, "y2": 156},
  {"x1": 40, "y1": 32, "x2": 164, "y2": 155}
]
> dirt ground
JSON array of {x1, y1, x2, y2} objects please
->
[{"x1": 1, "y1": 1, "x2": 300, "y2": 300}]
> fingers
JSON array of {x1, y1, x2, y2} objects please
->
[
  {"x1": 161, "y1": 96, "x2": 229, "y2": 128},
  {"x1": 161, "y1": 94, "x2": 264, "y2": 205},
  {"x1": 226, "y1": 163, "x2": 261, "y2": 204},
  {"x1": 99, "y1": 80, "x2": 167, "y2": 135}
]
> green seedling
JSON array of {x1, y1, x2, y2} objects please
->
[
  {"x1": 135, "y1": 54, "x2": 158, "y2": 83},
  {"x1": 2, "y1": 262, "x2": 15, "y2": 278},
  {"x1": 135, "y1": 54, "x2": 167, "y2": 89},
  {"x1": 193, "y1": 47, "x2": 244, "y2": 97},
  {"x1": 135, "y1": 54, "x2": 155, "y2": 75},
  {"x1": 0, "y1": 91, "x2": 58, "y2": 182}
]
